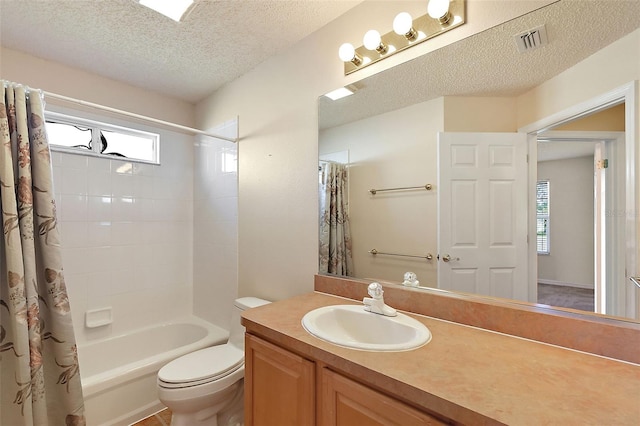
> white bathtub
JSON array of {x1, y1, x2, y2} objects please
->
[{"x1": 78, "y1": 317, "x2": 228, "y2": 426}]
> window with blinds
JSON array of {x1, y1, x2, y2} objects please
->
[{"x1": 536, "y1": 180, "x2": 550, "y2": 254}]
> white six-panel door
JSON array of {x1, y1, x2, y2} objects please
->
[{"x1": 437, "y1": 132, "x2": 529, "y2": 301}]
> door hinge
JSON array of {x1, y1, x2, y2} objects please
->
[{"x1": 596, "y1": 159, "x2": 609, "y2": 169}]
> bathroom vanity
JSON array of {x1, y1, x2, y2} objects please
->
[{"x1": 242, "y1": 290, "x2": 640, "y2": 425}]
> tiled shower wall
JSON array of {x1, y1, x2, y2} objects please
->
[
  {"x1": 51, "y1": 110, "x2": 195, "y2": 344},
  {"x1": 193, "y1": 120, "x2": 239, "y2": 330}
]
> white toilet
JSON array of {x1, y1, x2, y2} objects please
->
[{"x1": 157, "y1": 297, "x2": 270, "y2": 426}]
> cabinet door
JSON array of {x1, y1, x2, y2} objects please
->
[
  {"x1": 245, "y1": 334, "x2": 315, "y2": 426},
  {"x1": 320, "y1": 368, "x2": 448, "y2": 426}
]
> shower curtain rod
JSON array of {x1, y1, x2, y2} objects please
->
[{"x1": 42, "y1": 90, "x2": 238, "y2": 143}]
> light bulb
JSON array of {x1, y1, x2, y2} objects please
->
[
  {"x1": 393, "y1": 12, "x2": 417, "y2": 40},
  {"x1": 338, "y1": 43, "x2": 356, "y2": 62},
  {"x1": 338, "y1": 43, "x2": 362, "y2": 66},
  {"x1": 393, "y1": 12, "x2": 413, "y2": 35},
  {"x1": 363, "y1": 30, "x2": 382, "y2": 51},
  {"x1": 428, "y1": 0, "x2": 451, "y2": 23}
]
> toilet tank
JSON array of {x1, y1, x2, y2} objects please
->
[{"x1": 228, "y1": 297, "x2": 270, "y2": 349}]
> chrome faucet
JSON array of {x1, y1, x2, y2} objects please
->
[{"x1": 362, "y1": 282, "x2": 397, "y2": 317}]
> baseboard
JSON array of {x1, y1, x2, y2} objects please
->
[{"x1": 538, "y1": 279, "x2": 593, "y2": 290}]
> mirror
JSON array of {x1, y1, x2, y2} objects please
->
[{"x1": 318, "y1": 1, "x2": 640, "y2": 321}]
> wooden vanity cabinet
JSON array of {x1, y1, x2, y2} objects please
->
[
  {"x1": 245, "y1": 333, "x2": 450, "y2": 426},
  {"x1": 319, "y1": 367, "x2": 448, "y2": 426},
  {"x1": 244, "y1": 334, "x2": 315, "y2": 426}
]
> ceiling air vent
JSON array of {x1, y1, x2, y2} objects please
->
[{"x1": 514, "y1": 24, "x2": 548, "y2": 53}]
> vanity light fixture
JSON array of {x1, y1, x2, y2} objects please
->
[
  {"x1": 339, "y1": 0, "x2": 465, "y2": 75},
  {"x1": 139, "y1": 0, "x2": 194, "y2": 22}
]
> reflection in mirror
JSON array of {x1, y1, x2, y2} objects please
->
[{"x1": 318, "y1": 1, "x2": 640, "y2": 321}]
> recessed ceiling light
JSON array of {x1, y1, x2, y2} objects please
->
[
  {"x1": 139, "y1": 0, "x2": 194, "y2": 22},
  {"x1": 324, "y1": 87, "x2": 356, "y2": 101}
]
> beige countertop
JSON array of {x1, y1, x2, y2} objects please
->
[{"x1": 242, "y1": 292, "x2": 640, "y2": 425}]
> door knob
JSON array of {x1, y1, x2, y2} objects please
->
[
  {"x1": 441, "y1": 254, "x2": 459, "y2": 262},
  {"x1": 630, "y1": 277, "x2": 640, "y2": 289}
]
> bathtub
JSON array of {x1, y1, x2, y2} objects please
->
[{"x1": 78, "y1": 317, "x2": 228, "y2": 426}]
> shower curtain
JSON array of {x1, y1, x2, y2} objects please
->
[
  {"x1": 319, "y1": 162, "x2": 353, "y2": 276},
  {"x1": 0, "y1": 82, "x2": 85, "y2": 425}
]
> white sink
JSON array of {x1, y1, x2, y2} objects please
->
[{"x1": 301, "y1": 305, "x2": 431, "y2": 351}]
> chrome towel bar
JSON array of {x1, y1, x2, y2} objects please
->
[
  {"x1": 368, "y1": 249, "x2": 433, "y2": 261},
  {"x1": 369, "y1": 184, "x2": 432, "y2": 195}
]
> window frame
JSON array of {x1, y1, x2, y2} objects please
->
[
  {"x1": 536, "y1": 179, "x2": 550, "y2": 255},
  {"x1": 45, "y1": 111, "x2": 160, "y2": 165}
]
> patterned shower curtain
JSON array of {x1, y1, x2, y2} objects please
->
[
  {"x1": 319, "y1": 162, "x2": 353, "y2": 276},
  {"x1": 0, "y1": 82, "x2": 85, "y2": 425}
]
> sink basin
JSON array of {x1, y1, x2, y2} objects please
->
[{"x1": 301, "y1": 305, "x2": 431, "y2": 351}]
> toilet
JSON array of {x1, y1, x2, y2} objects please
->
[{"x1": 157, "y1": 297, "x2": 270, "y2": 426}]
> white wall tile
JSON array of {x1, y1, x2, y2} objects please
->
[
  {"x1": 139, "y1": 222, "x2": 160, "y2": 245},
  {"x1": 134, "y1": 246, "x2": 154, "y2": 268},
  {"x1": 55, "y1": 128, "x2": 194, "y2": 342},
  {"x1": 133, "y1": 197, "x2": 154, "y2": 221},
  {"x1": 51, "y1": 151, "x2": 63, "y2": 167},
  {"x1": 134, "y1": 266, "x2": 155, "y2": 290},
  {"x1": 61, "y1": 153, "x2": 88, "y2": 169},
  {"x1": 112, "y1": 160, "x2": 134, "y2": 175},
  {"x1": 193, "y1": 128, "x2": 239, "y2": 327},
  {"x1": 213, "y1": 196, "x2": 238, "y2": 222},
  {"x1": 87, "y1": 196, "x2": 112, "y2": 222},
  {"x1": 111, "y1": 245, "x2": 137, "y2": 271},
  {"x1": 87, "y1": 272, "x2": 111, "y2": 298},
  {"x1": 85, "y1": 246, "x2": 113, "y2": 274},
  {"x1": 60, "y1": 194, "x2": 87, "y2": 221},
  {"x1": 87, "y1": 171, "x2": 111, "y2": 197},
  {"x1": 52, "y1": 166, "x2": 62, "y2": 194},
  {"x1": 64, "y1": 272, "x2": 89, "y2": 306},
  {"x1": 87, "y1": 222, "x2": 111, "y2": 247},
  {"x1": 134, "y1": 175, "x2": 154, "y2": 198},
  {"x1": 110, "y1": 268, "x2": 137, "y2": 294},
  {"x1": 88, "y1": 157, "x2": 111, "y2": 173},
  {"x1": 111, "y1": 221, "x2": 137, "y2": 245},
  {"x1": 111, "y1": 196, "x2": 135, "y2": 221},
  {"x1": 59, "y1": 221, "x2": 88, "y2": 248},
  {"x1": 112, "y1": 173, "x2": 134, "y2": 197},
  {"x1": 133, "y1": 162, "x2": 156, "y2": 177}
]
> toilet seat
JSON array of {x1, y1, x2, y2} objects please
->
[{"x1": 158, "y1": 344, "x2": 244, "y2": 389}]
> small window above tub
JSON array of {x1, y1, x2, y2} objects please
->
[{"x1": 45, "y1": 112, "x2": 160, "y2": 164}]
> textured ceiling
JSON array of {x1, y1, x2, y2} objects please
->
[
  {"x1": 0, "y1": 0, "x2": 361, "y2": 103},
  {"x1": 319, "y1": 0, "x2": 640, "y2": 130}
]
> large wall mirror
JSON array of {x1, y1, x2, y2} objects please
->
[{"x1": 318, "y1": 0, "x2": 640, "y2": 322}]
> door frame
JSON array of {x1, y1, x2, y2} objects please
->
[
  {"x1": 535, "y1": 130, "x2": 624, "y2": 315},
  {"x1": 520, "y1": 81, "x2": 638, "y2": 319}
]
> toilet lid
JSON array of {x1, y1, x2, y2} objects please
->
[{"x1": 158, "y1": 344, "x2": 244, "y2": 386}]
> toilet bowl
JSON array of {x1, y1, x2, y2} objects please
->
[{"x1": 157, "y1": 297, "x2": 270, "y2": 426}]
